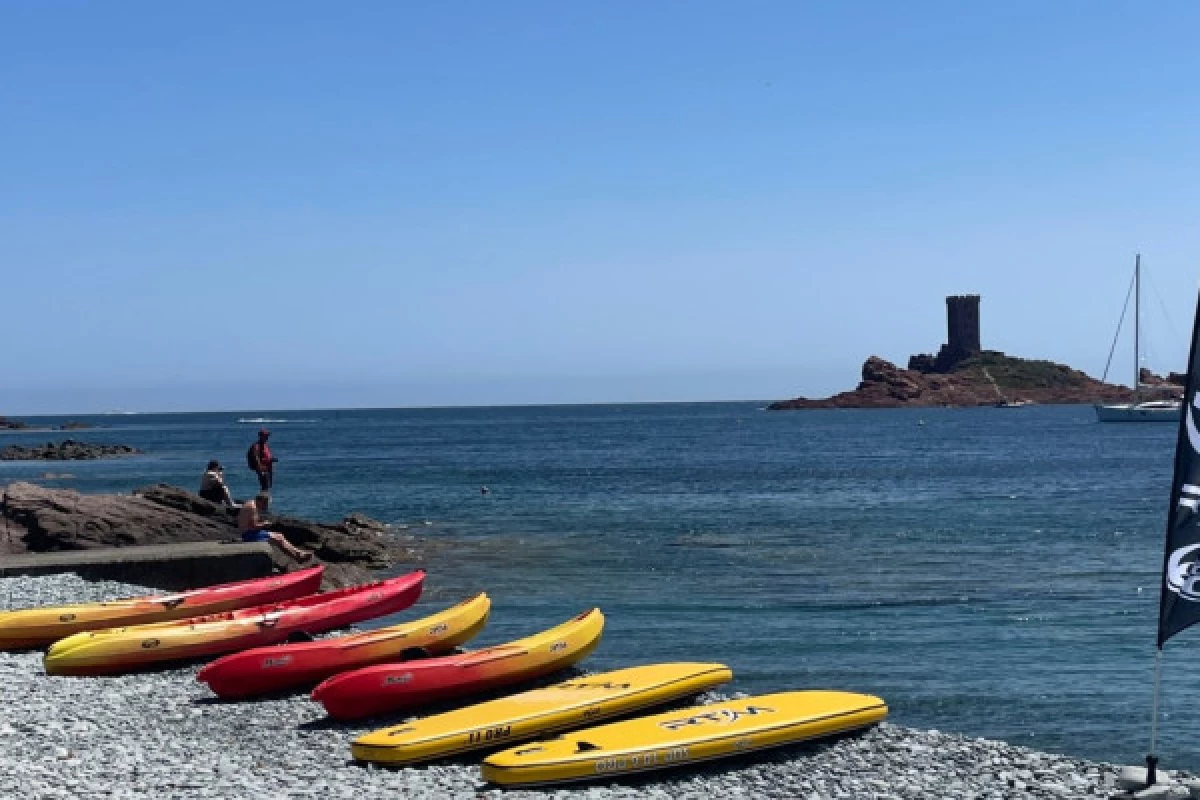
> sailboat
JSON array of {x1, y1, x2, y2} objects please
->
[{"x1": 1094, "y1": 254, "x2": 1182, "y2": 422}]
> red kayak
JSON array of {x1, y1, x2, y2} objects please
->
[
  {"x1": 0, "y1": 566, "x2": 325, "y2": 650},
  {"x1": 197, "y1": 592, "x2": 491, "y2": 699},
  {"x1": 312, "y1": 608, "x2": 605, "y2": 720},
  {"x1": 44, "y1": 571, "x2": 426, "y2": 675}
]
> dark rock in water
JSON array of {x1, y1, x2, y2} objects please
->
[
  {"x1": 0, "y1": 482, "x2": 416, "y2": 588},
  {"x1": 768, "y1": 352, "x2": 1151, "y2": 410},
  {"x1": 0, "y1": 440, "x2": 141, "y2": 461},
  {"x1": 0, "y1": 417, "x2": 27, "y2": 430}
]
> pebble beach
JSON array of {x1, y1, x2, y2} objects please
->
[{"x1": 0, "y1": 574, "x2": 1164, "y2": 800}]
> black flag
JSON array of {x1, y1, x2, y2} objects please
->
[{"x1": 1157, "y1": 287, "x2": 1200, "y2": 648}]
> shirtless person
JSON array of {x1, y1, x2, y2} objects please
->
[{"x1": 237, "y1": 493, "x2": 312, "y2": 562}]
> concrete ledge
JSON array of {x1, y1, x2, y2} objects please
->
[{"x1": 0, "y1": 542, "x2": 281, "y2": 590}]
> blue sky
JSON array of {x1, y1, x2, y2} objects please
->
[{"x1": 2, "y1": 2, "x2": 1199, "y2": 412}]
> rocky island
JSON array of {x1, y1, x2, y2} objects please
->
[
  {"x1": 769, "y1": 295, "x2": 1179, "y2": 410},
  {"x1": 0, "y1": 482, "x2": 420, "y2": 588}
]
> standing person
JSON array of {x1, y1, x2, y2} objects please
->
[
  {"x1": 237, "y1": 493, "x2": 312, "y2": 562},
  {"x1": 199, "y1": 461, "x2": 235, "y2": 506},
  {"x1": 247, "y1": 428, "x2": 277, "y2": 491}
]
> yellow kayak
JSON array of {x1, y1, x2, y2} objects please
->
[
  {"x1": 313, "y1": 608, "x2": 605, "y2": 719},
  {"x1": 198, "y1": 593, "x2": 491, "y2": 698},
  {"x1": 0, "y1": 567, "x2": 323, "y2": 650},
  {"x1": 353, "y1": 662, "x2": 732, "y2": 765},
  {"x1": 45, "y1": 571, "x2": 424, "y2": 676},
  {"x1": 482, "y1": 690, "x2": 887, "y2": 787}
]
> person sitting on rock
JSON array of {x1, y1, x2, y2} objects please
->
[
  {"x1": 237, "y1": 493, "x2": 312, "y2": 562},
  {"x1": 198, "y1": 461, "x2": 236, "y2": 507}
]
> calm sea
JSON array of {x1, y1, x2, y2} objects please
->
[{"x1": 1, "y1": 402, "x2": 1194, "y2": 769}]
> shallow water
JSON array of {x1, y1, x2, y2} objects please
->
[{"x1": 1, "y1": 402, "x2": 1193, "y2": 768}]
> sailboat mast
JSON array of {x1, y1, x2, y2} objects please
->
[{"x1": 1135, "y1": 253, "x2": 1141, "y2": 403}]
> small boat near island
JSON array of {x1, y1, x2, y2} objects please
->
[{"x1": 1094, "y1": 254, "x2": 1182, "y2": 422}]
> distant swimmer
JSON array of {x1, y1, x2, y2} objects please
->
[
  {"x1": 237, "y1": 493, "x2": 312, "y2": 562},
  {"x1": 199, "y1": 460, "x2": 235, "y2": 507},
  {"x1": 247, "y1": 428, "x2": 278, "y2": 491},
  {"x1": 481, "y1": 486, "x2": 489, "y2": 495}
]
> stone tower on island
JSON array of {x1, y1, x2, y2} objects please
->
[
  {"x1": 908, "y1": 294, "x2": 982, "y2": 373},
  {"x1": 945, "y1": 294, "x2": 981, "y2": 358}
]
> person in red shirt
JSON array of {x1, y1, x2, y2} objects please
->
[{"x1": 247, "y1": 428, "x2": 277, "y2": 491}]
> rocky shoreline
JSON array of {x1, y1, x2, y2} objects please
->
[
  {"x1": 0, "y1": 440, "x2": 139, "y2": 461},
  {"x1": 0, "y1": 420, "x2": 98, "y2": 432},
  {"x1": 1, "y1": 572, "x2": 1166, "y2": 800},
  {"x1": 0, "y1": 483, "x2": 422, "y2": 588}
]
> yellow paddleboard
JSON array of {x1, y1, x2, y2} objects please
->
[
  {"x1": 353, "y1": 662, "x2": 732, "y2": 765},
  {"x1": 482, "y1": 690, "x2": 887, "y2": 787}
]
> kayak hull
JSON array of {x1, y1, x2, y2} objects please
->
[
  {"x1": 313, "y1": 608, "x2": 605, "y2": 720},
  {"x1": 197, "y1": 592, "x2": 491, "y2": 698},
  {"x1": 44, "y1": 570, "x2": 424, "y2": 675},
  {"x1": 0, "y1": 567, "x2": 324, "y2": 650}
]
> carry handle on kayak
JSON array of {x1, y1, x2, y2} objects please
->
[
  {"x1": 456, "y1": 645, "x2": 527, "y2": 667},
  {"x1": 336, "y1": 628, "x2": 414, "y2": 650},
  {"x1": 157, "y1": 595, "x2": 188, "y2": 610}
]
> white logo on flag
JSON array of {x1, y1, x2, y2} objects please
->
[
  {"x1": 1167, "y1": 542, "x2": 1200, "y2": 601},
  {"x1": 1180, "y1": 484, "x2": 1200, "y2": 512},
  {"x1": 1187, "y1": 393, "x2": 1200, "y2": 455}
]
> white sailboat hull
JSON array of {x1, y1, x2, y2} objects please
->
[{"x1": 1094, "y1": 402, "x2": 1181, "y2": 422}]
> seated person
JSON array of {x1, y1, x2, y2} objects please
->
[
  {"x1": 199, "y1": 461, "x2": 235, "y2": 506},
  {"x1": 236, "y1": 493, "x2": 313, "y2": 562}
]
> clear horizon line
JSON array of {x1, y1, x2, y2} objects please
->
[{"x1": 4, "y1": 397, "x2": 782, "y2": 418}]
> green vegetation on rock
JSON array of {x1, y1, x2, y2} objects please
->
[{"x1": 954, "y1": 351, "x2": 1093, "y2": 390}]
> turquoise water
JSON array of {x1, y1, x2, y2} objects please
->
[{"x1": 1, "y1": 402, "x2": 1195, "y2": 769}]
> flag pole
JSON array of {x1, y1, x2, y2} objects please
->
[
  {"x1": 1147, "y1": 277, "x2": 1200, "y2": 789},
  {"x1": 1147, "y1": 648, "x2": 1162, "y2": 784}
]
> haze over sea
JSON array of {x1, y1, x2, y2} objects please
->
[{"x1": 1, "y1": 402, "x2": 1193, "y2": 769}]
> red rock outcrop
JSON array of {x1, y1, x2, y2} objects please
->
[{"x1": 768, "y1": 353, "x2": 1153, "y2": 410}]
